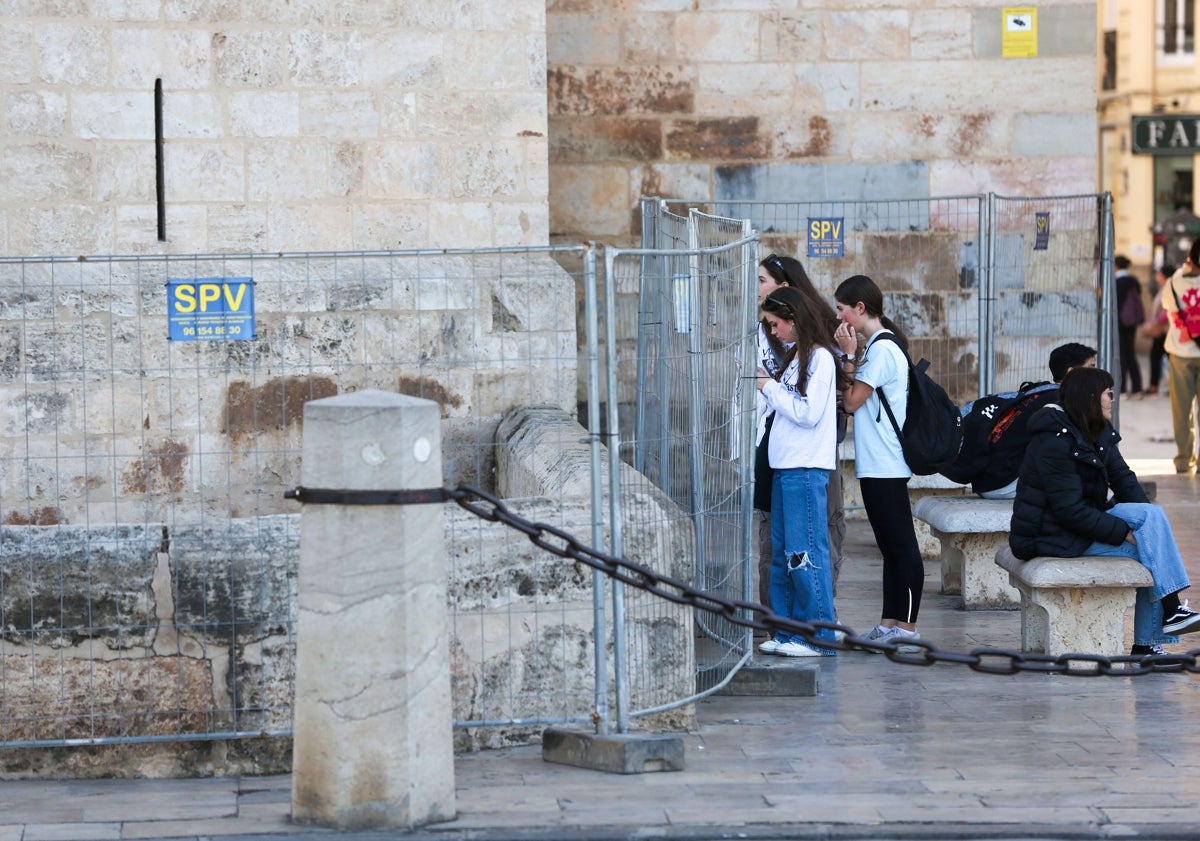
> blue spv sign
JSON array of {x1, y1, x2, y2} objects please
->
[
  {"x1": 807, "y1": 217, "x2": 844, "y2": 258},
  {"x1": 168, "y1": 277, "x2": 255, "y2": 341}
]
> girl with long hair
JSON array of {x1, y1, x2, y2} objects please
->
[
  {"x1": 754, "y1": 254, "x2": 847, "y2": 607},
  {"x1": 1010, "y1": 366, "x2": 1200, "y2": 657},
  {"x1": 754, "y1": 286, "x2": 848, "y2": 656},
  {"x1": 832, "y1": 274, "x2": 924, "y2": 652}
]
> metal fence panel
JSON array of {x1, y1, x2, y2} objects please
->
[{"x1": 603, "y1": 230, "x2": 758, "y2": 726}]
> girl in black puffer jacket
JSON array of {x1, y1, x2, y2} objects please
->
[{"x1": 1010, "y1": 367, "x2": 1200, "y2": 657}]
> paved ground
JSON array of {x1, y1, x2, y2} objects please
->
[{"x1": 3, "y1": 390, "x2": 1200, "y2": 841}]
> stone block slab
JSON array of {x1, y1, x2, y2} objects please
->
[
  {"x1": 541, "y1": 727, "x2": 684, "y2": 775},
  {"x1": 707, "y1": 660, "x2": 819, "y2": 697}
]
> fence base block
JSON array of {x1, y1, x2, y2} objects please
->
[
  {"x1": 710, "y1": 660, "x2": 820, "y2": 697},
  {"x1": 541, "y1": 728, "x2": 685, "y2": 774}
]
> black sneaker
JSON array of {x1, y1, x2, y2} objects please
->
[
  {"x1": 1162, "y1": 600, "x2": 1200, "y2": 635},
  {"x1": 1129, "y1": 644, "x2": 1185, "y2": 670}
]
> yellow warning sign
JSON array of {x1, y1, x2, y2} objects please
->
[{"x1": 1002, "y1": 7, "x2": 1037, "y2": 58}]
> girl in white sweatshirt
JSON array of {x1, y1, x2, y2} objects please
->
[{"x1": 755, "y1": 286, "x2": 846, "y2": 657}]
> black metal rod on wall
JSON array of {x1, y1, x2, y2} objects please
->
[{"x1": 155, "y1": 78, "x2": 165, "y2": 241}]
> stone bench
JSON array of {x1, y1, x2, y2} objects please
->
[
  {"x1": 994, "y1": 546, "x2": 1153, "y2": 656},
  {"x1": 913, "y1": 496, "x2": 1019, "y2": 609}
]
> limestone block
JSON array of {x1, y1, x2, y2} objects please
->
[
  {"x1": 1014, "y1": 114, "x2": 1098, "y2": 158},
  {"x1": 427, "y1": 201, "x2": 497, "y2": 249},
  {"x1": 247, "y1": 142, "x2": 329, "y2": 201},
  {"x1": 825, "y1": 10, "x2": 909, "y2": 61},
  {"x1": 205, "y1": 204, "x2": 269, "y2": 253},
  {"x1": 862, "y1": 59, "x2": 1095, "y2": 114},
  {"x1": 0, "y1": 143, "x2": 91, "y2": 202},
  {"x1": 170, "y1": 515, "x2": 297, "y2": 638},
  {"x1": 267, "y1": 204, "x2": 354, "y2": 252},
  {"x1": 913, "y1": 496, "x2": 1019, "y2": 608},
  {"x1": 0, "y1": 651, "x2": 214, "y2": 742},
  {"x1": 854, "y1": 112, "x2": 1009, "y2": 161},
  {"x1": 0, "y1": 523, "x2": 161, "y2": 648},
  {"x1": 35, "y1": 24, "x2": 107, "y2": 86},
  {"x1": 769, "y1": 13, "x2": 820, "y2": 60},
  {"x1": 996, "y1": 548, "x2": 1152, "y2": 656},
  {"x1": 380, "y1": 91, "x2": 417, "y2": 136},
  {"x1": 72, "y1": 92, "x2": 155, "y2": 140},
  {"x1": 928, "y1": 158, "x2": 1096, "y2": 203},
  {"x1": 287, "y1": 30, "x2": 361, "y2": 87},
  {"x1": 675, "y1": 13, "x2": 760, "y2": 63},
  {"x1": 167, "y1": 142, "x2": 245, "y2": 202},
  {"x1": 493, "y1": 202, "x2": 550, "y2": 247},
  {"x1": 444, "y1": 32, "x2": 531, "y2": 90},
  {"x1": 548, "y1": 13, "x2": 619, "y2": 65},
  {"x1": 299, "y1": 92, "x2": 378, "y2": 137},
  {"x1": 0, "y1": 23, "x2": 33, "y2": 84},
  {"x1": 363, "y1": 35, "x2": 442, "y2": 91},
  {"x1": 110, "y1": 29, "x2": 211, "y2": 89},
  {"x1": 5, "y1": 91, "x2": 67, "y2": 136},
  {"x1": 911, "y1": 9, "x2": 973, "y2": 59},
  {"x1": 933, "y1": 529, "x2": 1019, "y2": 609},
  {"x1": 213, "y1": 31, "x2": 287, "y2": 88},
  {"x1": 229, "y1": 92, "x2": 300, "y2": 137},
  {"x1": 162, "y1": 92, "x2": 223, "y2": 138},
  {"x1": 996, "y1": 289, "x2": 1096, "y2": 338}
]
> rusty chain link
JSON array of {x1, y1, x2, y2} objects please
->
[{"x1": 287, "y1": 483, "x2": 1200, "y2": 677}]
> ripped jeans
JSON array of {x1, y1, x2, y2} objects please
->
[{"x1": 769, "y1": 466, "x2": 837, "y2": 651}]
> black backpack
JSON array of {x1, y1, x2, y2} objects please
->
[
  {"x1": 940, "y1": 382, "x2": 1056, "y2": 488},
  {"x1": 870, "y1": 333, "x2": 963, "y2": 476}
]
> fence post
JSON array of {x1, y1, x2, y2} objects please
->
[{"x1": 290, "y1": 389, "x2": 455, "y2": 830}]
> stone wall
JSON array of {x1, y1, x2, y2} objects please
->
[
  {"x1": 0, "y1": 407, "x2": 696, "y2": 776},
  {"x1": 0, "y1": 2, "x2": 549, "y2": 255},
  {"x1": 547, "y1": 1, "x2": 1098, "y2": 246}
]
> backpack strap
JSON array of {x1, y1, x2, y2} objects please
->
[{"x1": 867, "y1": 332, "x2": 908, "y2": 440}]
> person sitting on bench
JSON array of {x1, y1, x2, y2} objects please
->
[{"x1": 1009, "y1": 366, "x2": 1200, "y2": 659}]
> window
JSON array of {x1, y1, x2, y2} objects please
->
[{"x1": 1159, "y1": 0, "x2": 1195, "y2": 63}]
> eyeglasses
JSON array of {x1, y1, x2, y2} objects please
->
[
  {"x1": 764, "y1": 294, "x2": 792, "y2": 311},
  {"x1": 1102, "y1": 389, "x2": 1115, "y2": 399},
  {"x1": 765, "y1": 254, "x2": 786, "y2": 273}
]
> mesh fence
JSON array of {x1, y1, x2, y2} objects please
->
[
  {"x1": 605, "y1": 223, "x2": 759, "y2": 724},
  {"x1": 0, "y1": 247, "x2": 593, "y2": 751}
]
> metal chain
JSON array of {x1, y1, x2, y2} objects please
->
[{"x1": 289, "y1": 483, "x2": 1200, "y2": 677}]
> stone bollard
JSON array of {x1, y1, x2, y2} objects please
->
[{"x1": 291, "y1": 390, "x2": 455, "y2": 829}]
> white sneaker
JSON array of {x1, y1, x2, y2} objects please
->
[
  {"x1": 775, "y1": 640, "x2": 824, "y2": 657},
  {"x1": 758, "y1": 638, "x2": 783, "y2": 654},
  {"x1": 886, "y1": 627, "x2": 923, "y2": 653}
]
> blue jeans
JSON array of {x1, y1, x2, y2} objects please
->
[
  {"x1": 770, "y1": 467, "x2": 837, "y2": 652},
  {"x1": 1081, "y1": 502, "x2": 1191, "y2": 646}
]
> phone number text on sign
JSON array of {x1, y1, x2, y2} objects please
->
[{"x1": 168, "y1": 278, "x2": 256, "y2": 341}]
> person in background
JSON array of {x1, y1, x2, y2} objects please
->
[
  {"x1": 1009, "y1": 366, "x2": 1200, "y2": 659},
  {"x1": 1114, "y1": 255, "x2": 1144, "y2": 397},
  {"x1": 1141, "y1": 263, "x2": 1174, "y2": 396},
  {"x1": 1161, "y1": 242, "x2": 1200, "y2": 473},
  {"x1": 755, "y1": 286, "x2": 845, "y2": 657},
  {"x1": 832, "y1": 275, "x2": 923, "y2": 653},
  {"x1": 753, "y1": 255, "x2": 847, "y2": 605}
]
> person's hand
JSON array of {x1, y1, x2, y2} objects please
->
[
  {"x1": 833, "y1": 322, "x2": 857, "y2": 356},
  {"x1": 756, "y1": 367, "x2": 769, "y2": 391},
  {"x1": 1125, "y1": 529, "x2": 1137, "y2": 546}
]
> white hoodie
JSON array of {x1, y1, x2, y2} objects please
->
[{"x1": 759, "y1": 345, "x2": 837, "y2": 471}]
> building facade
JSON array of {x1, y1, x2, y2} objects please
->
[
  {"x1": 1099, "y1": 0, "x2": 1200, "y2": 266},
  {"x1": 548, "y1": 1, "x2": 1099, "y2": 246},
  {"x1": 0, "y1": 3, "x2": 1100, "y2": 257}
]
